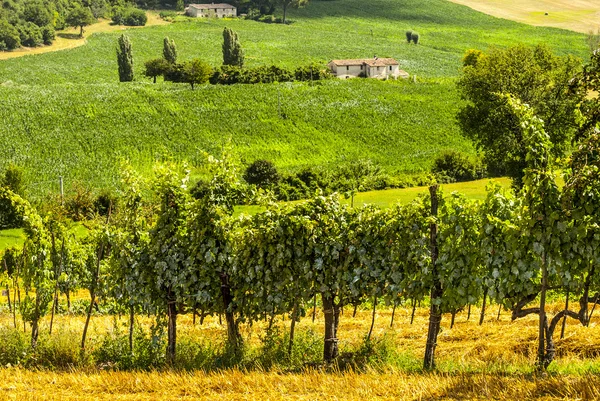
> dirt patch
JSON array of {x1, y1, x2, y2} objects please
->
[{"x1": 447, "y1": 0, "x2": 600, "y2": 33}]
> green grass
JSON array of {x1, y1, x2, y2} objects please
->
[
  {"x1": 0, "y1": 0, "x2": 589, "y2": 197},
  {"x1": 0, "y1": 0, "x2": 588, "y2": 84},
  {"x1": 234, "y1": 176, "x2": 512, "y2": 215},
  {"x1": 0, "y1": 229, "x2": 25, "y2": 251},
  {"x1": 0, "y1": 79, "x2": 471, "y2": 195}
]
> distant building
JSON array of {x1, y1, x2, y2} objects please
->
[
  {"x1": 186, "y1": 3, "x2": 237, "y2": 18},
  {"x1": 327, "y1": 58, "x2": 409, "y2": 79}
]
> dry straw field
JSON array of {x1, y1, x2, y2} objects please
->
[
  {"x1": 1, "y1": 303, "x2": 600, "y2": 400},
  {"x1": 448, "y1": 0, "x2": 600, "y2": 33}
]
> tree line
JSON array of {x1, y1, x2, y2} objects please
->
[{"x1": 0, "y1": 0, "x2": 146, "y2": 50}]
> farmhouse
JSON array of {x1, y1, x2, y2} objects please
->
[
  {"x1": 186, "y1": 3, "x2": 237, "y2": 18},
  {"x1": 327, "y1": 58, "x2": 409, "y2": 79}
]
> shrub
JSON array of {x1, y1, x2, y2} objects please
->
[
  {"x1": 405, "y1": 30, "x2": 412, "y2": 43},
  {"x1": 41, "y1": 25, "x2": 55, "y2": 45},
  {"x1": 462, "y1": 48, "x2": 484, "y2": 67},
  {"x1": 64, "y1": 182, "x2": 95, "y2": 221},
  {"x1": 94, "y1": 190, "x2": 118, "y2": 216},
  {"x1": 431, "y1": 150, "x2": 485, "y2": 183},
  {"x1": 159, "y1": 11, "x2": 178, "y2": 20},
  {"x1": 0, "y1": 19, "x2": 21, "y2": 50},
  {"x1": 411, "y1": 32, "x2": 420, "y2": 45},
  {"x1": 2, "y1": 163, "x2": 25, "y2": 196},
  {"x1": 124, "y1": 9, "x2": 147, "y2": 26},
  {"x1": 112, "y1": 8, "x2": 147, "y2": 26},
  {"x1": 244, "y1": 160, "x2": 280, "y2": 188},
  {"x1": 17, "y1": 22, "x2": 43, "y2": 47}
]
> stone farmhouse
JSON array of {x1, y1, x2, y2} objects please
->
[
  {"x1": 186, "y1": 3, "x2": 237, "y2": 18},
  {"x1": 327, "y1": 58, "x2": 409, "y2": 79}
]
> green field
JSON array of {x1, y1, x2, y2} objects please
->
[{"x1": 0, "y1": 0, "x2": 589, "y2": 197}]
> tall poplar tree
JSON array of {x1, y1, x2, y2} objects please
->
[
  {"x1": 117, "y1": 34, "x2": 134, "y2": 82},
  {"x1": 222, "y1": 27, "x2": 244, "y2": 67}
]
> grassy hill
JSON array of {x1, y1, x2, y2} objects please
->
[{"x1": 0, "y1": 0, "x2": 589, "y2": 196}]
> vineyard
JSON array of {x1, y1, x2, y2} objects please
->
[
  {"x1": 1, "y1": 97, "x2": 600, "y2": 378},
  {"x1": 0, "y1": 0, "x2": 590, "y2": 197}
]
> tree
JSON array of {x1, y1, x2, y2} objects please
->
[
  {"x1": 222, "y1": 27, "x2": 244, "y2": 68},
  {"x1": 456, "y1": 44, "x2": 583, "y2": 188},
  {"x1": 144, "y1": 58, "x2": 169, "y2": 83},
  {"x1": 116, "y1": 34, "x2": 134, "y2": 82},
  {"x1": 182, "y1": 59, "x2": 212, "y2": 89},
  {"x1": 277, "y1": 0, "x2": 308, "y2": 24},
  {"x1": 243, "y1": 160, "x2": 280, "y2": 188},
  {"x1": 65, "y1": 6, "x2": 95, "y2": 38},
  {"x1": 176, "y1": 0, "x2": 184, "y2": 11},
  {"x1": 0, "y1": 19, "x2": 21, "y2": 50},
  {"x1": 163, "y1": 37, "x2": 177, "y2": 64}
]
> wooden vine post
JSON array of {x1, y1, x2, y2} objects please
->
[{"x1": 424, "y1": 184, "x2": 441, "y2": 370}]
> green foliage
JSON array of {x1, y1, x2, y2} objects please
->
[
  {"x1": 65, "y1": 5, "x2": 95, "y2": 37},
  {"x1": 457, "y1": 44, "x2": 583, "y2": 187},
  {"x1": 432, "y1": 150, "x2": 485, "y2": 183},
  {"x1": 411, "y1": 31, "x2": 419, "y2": 45},
  {"x1": 243, "y1": 160, "x2": 280, "y2": 188},
  {"x1": 116, "y1": 34, "x2": 134, "y2": 82},
  {"x1": 112, "y1": 7, "x2": 148, "y2": 26},
  {"x1": 163, "y1": 37, "x2": 177, "y2": 64},
  {"x1": 222, "y1": 27, "x2": 244, "y2": 67},
  {"x1": 143, "y1": 58, "x2": 169, "y2": 83},
  {"x1": 176, "y1": 0, "x2": 184, "y2": 12},
  {"x1": 17, "y1": 22, "x2": 43, "y2": 47},
  {"x1": 0, "y1": 19, "x2": 21, "y2": 50},
  {"x1": 2, "y1": 163, "x2": 25, "y2": 197},
  {"x1": 182, "y1": 58, "x2": 212, "y2": 89},
  {"x1": 462, "y1": 48, "x2": 483, "y2": 67}
]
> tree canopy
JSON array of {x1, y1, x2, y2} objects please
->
[{"x1": 456, "y1": 44, "x2": 583, "y2": 188}]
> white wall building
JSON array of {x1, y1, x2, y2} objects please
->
[
  {"x1": 186, "y1": 3, "x2": 237, "y2": 18},
  {"x1": 327, "y1": 58, "x2": 409, "y2": 79}
]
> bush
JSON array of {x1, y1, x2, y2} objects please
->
[
  {"x1": 64, "y1": 183, "x2": 95, "y2": 221},
  {"x1": 41, "y1": 24, "x2": 55, "y2": 45},
  {"x1": 17, "y1": 22, "x2": 43, "y2": 47},
  {"x1": 405, "y1": 30, "x2": 412, "y2": 43},
  {"x1": 94, "y1": 190, "x2": 118, "y2": 216},
  {"x1": 124, "y1": 9, "x2": 147, "y2": 26},
  {"x1": 431, "y1": 150, "x2": 485, "y2": 183},
  {"x1": 93, "y1": 320, "x2": 166, "y2": 370},
  {"x1": 0, "y1": 19, "x2": 21, "y2": 50},
  {"x1": 210, "y1": 64, "x2": 329, "y2": 85},
  {"x1": 112, "y1": 7, "x2": 147, "y2": 26},
  {"x1": 2, "y1": 163, "x2": 25, "y2": 196},
  {"x1": 244, "y1": 160, "x2": 280, "y2": 188},
  {"x1": 159, "y1": 11, "x2": 177, "y2": 20},
  {"x1": 411, "y1": 32, "x2": 420, "y2": 45}
]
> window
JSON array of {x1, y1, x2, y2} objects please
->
[
  {"x1": 389, "y1": 66, "x2": 392, "y2": 71},
  {"x1": 346, "y1": 66, "x2": 349, "y2": 71}
]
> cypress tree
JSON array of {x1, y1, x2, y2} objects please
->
[
  {"x1": 116, "y1": 34, "x2": 134, "y2": 82},
  {"x1": 222, "y1": 27, "x2": 244, "y2": 67},
  {"x1": 163, "y1": 37, "x2": 177, "y2": 64}
]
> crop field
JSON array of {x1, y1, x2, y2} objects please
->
[
  {"x1": 447, "y1": 0, "x2": 600, "y2": 34},
  {"x1": 0, "y1": 0, "x2": 590, "y2": 197},
  {"x1": 1, "y1": 302, "x2": 600, "y2": 400}
]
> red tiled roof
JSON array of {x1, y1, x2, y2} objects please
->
[{"x1": 329, "y1": 58, "x2": 399, "y2": 67}]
